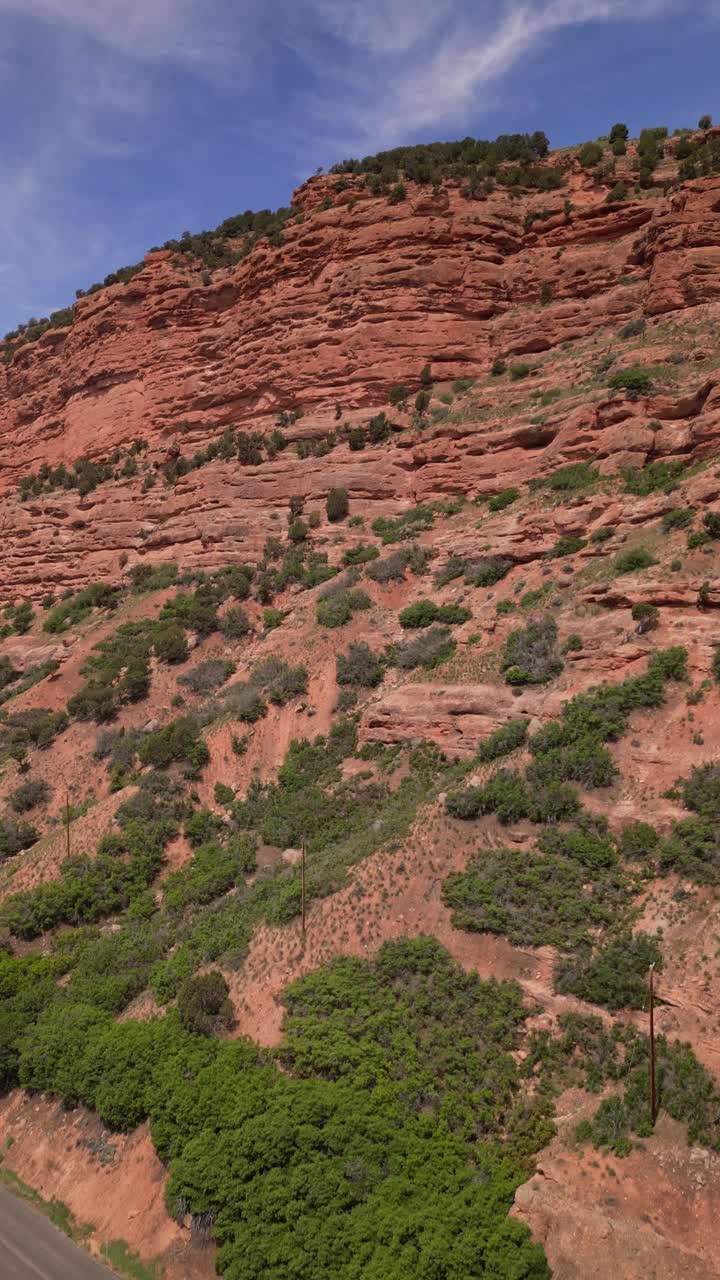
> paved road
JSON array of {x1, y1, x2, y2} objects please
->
[{"x1": 0, "y1": 1186, "x2": 117, "y2": 1279}]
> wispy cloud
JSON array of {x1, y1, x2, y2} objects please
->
[
  {"x1": 0, "y1": 0, "x2": 265, "y2": 329},
  {"x1": 0, "y1": 0, "x2": 257, "y2": 70},
  {"x1": 293, "y1": 0, "x2": 693, "y2": 151},
  {"x1": 301, "y1": 0, "x2": 455, "y2": 55},
  {"x1": 0, "y1": 0, "x2": 713, "y2": 332}
]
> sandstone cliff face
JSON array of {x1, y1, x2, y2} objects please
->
[
  {"x1": 2, "y1": 156, "x2": 720, "y2": 1280},
  {"x1": 2, "y1": 172, "x2": 720, "y2": 599}
]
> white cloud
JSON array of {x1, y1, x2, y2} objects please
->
[
  {"x1": 0, "y1": 0, "x2": 252, "y2": 69},
  {"x1": 0, "y1": 1, "x2": 221, "y2": 330},
  {"x1": 302, "y1": 0, "x2": 455, "y2": 54},
  {"x1": 295, "y1": 0, "x2": 691, "y2": 149},
  {"x1": 0, "y1": 0, "x2": 710, "y2": 332}
]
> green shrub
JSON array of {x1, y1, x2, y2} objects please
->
[
  {"x1": 214, "y1": 782, "x2": 235, "y2": 808},
  {"x1": 153, "y1": 625, "x2": 189, "y2": 664},
  {"x1": 66, "y1": 919, "x2": 168, "y2": 1017},
  {"x1": 659, "y1": 815, "x2": 720, "y2": 883},
  {"x1": 579, "y1": 140, "x2": 604, "y2": 167},
  {"x1": 316, "y1": 588, "x2": 371, "y2": 628},
  {"x1": 10, "y1": 778, "x2": 50, "y2": 813},
  {"x1": 138, "y1": 717, "x2": 209, "y2": 775},
  {"x1": 117, "y1": 774, "x2": 190, "y2": 829},
  {"x1": 0, "y1": 707, "x2": 68, "y2": 755},
  {"x1": 631, "y1": 602, "x2": 659, "y2": 631},
  {"x1": 563, "y1": 633, "x2": 583, "y2": 653},
  {"x1": 213, "y1": 565, "x2": 254, "y2": 601},
  {"x1": 398, "y1": 600, "x2": 471, "y2": 629},
  {"x1": 177, "y1": 971, "x2": 233, "y2": 1037},
  {"x1": 623, "y1": 460, "x2": 684, "y2": 496},
  {"x1": 555, "y1": 933, "x2": 662, "y2": 1011},
  {"x1": 476, "y1": 719, "x2": 529, "y2": 763},
  {"x1": 546, "y1": 534, "x2": 586, "y2": 559},
  {"x1": 451, "y1": 650, "x2": 682, "y2": 837},
  {"x1": 613, "y1": 547, "x2": 656, "y2": 575},
  {"x1": 336, "y1": 643, "x2": 384, "y2": 688},
  {"x1": 608, "y1": 365, "x2": 653, "y2": 395},
  {"x1": 502, "y1": 615, "x2": 562, "y2": 685},
  {"x1": 371, "y1": 506, "x2": 434, "y2": 544},
  {"x1": 1, "y1": 820, "x2": 171, "y2": 939},
  {"x1": 537, "y1": 820, "x2": 617, "y2": 872},
  {"x1": 92, "y1": 731, "x2": 135, "y2": 779},
  {"x1": 527, "y1": 648, "x2": 686, "y2": 797},
  {"x1": 590, "y1": 526, "x2": 613, "y2": 543},
  {"x1": 220, "y1": 606, "x2": 251, "y2": 639},
  {"x1": 390, "y1": 626, "x2": 456, "y2": 670},
  {"x1": 434, "y1": 555, "x2": 466, "y2": 587},
  {"x1": 368, "y1": 411, "x2": 392, "y2": 442},
  {"x1": 0, "y1": 817, "x2": 38, "y2": 860},
  {"x1": 68, "y1": 622, "x2": 153, "y2": 722},
  {"x1": 5, "y1": 601, "x2": 34, "y2": 635},
  {"x1": 618, "y1": 317, "x2": 645, "y2": 339},
  {"x1": 430, "y1": 604, "x2": 471, "y2": 624},
  {"x1": 184, "y1": 809, "x2": 224, "y2": 848},
  {"x1": 163, "y1": 936, "x2": 551, "y2": 1278},
  {"x1": 528, "y1": 734, "x2": 617, "y2": 789},
  {"x1": 179, "y1": 659, "x2": 235, "y2": 696},
  {"x1": 224, "y1": 683, "x2": 267, "y2": 723},
  {"x1": 620, "y1": 821, "x2": 659, "y2": 860},
  {"x1": 445, "y1": 768, "x2": 578, "y2": 827},
  {"x1": 342, "y1": 543, "x2": 379, "y2": 567},
  {"x1": 464, "y1": 556, "x2": 512, "y2": 587},
  {"x1": 488, "y1": 488, "x2": 519, "y2": 512},
  {"x1": 662, "y1": 507, "x2": 694, "y2": 533},
  {"x1": 531, "y1": 462, "x2": 598, "y2": 496},
  {"x1": 368, "y1": 545, "x2": 426, "y2": 583},
  {"x1": 680, "y1": 762, "x2": 720, "y2": 819},
  {"x1": 128, "y1": 562, "x2": 179, "y2": 594},
  {"x1": 443, "y1": 846, "x2": 613, "y2": 948},
  {"x1": 159, "y1": 589, "x2": 219, "y2": 636},
  {"x1": 388, "y1": 383, "x2": 409, "y2": 405},
  {"x1": 0, "y1": 656, "x2": 20, "y2": 692},
  {"x1": 444, "y1": 786, "x2": 485, "y2": 820},
  {"x1": 262, "y1": 608, "x2": 284, "y2": 633},
  {"x1": 250, "y1": 656, "x2": 308, "y2": 705},
  {"x1": 287, "y1": 518, "x2": 308, "y2": 544},
  {"x1": 43, "y1": 583, "x2": 119, "y2": 634},
  {"x1": 490, "y1": 358, "x2": 506, "y2": 376},
  {"x1": 509, "y1": 362, "x2": 532, "y2": 380},
  {"x1": 702, "y1": 511, "x2": 720, "y2": 540}
]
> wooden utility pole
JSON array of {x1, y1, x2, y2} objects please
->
[
  {"x1": 64, "y1": 791, "x2": 72, "y2": 860},
  {"x1": 649, "y1": 962, "x2": 657, "y2": 1126},
  {"x1": 300, "y1": 844, "x2": 306, "y2": 942}
]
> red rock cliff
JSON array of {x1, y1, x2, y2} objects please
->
[{"x1": 2, "y1": 166, "x2": 720, "y2": 597}]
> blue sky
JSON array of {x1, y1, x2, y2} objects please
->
[{"x1": 1, "y1": 0, "x2": 718, "y2": 335}]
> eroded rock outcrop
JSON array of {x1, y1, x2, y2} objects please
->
[{"x1": 2, "y1": 171, "x2": 720, "y2": 598}]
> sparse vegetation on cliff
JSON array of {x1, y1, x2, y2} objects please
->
[{"x1": 4, "y1": 108, "x2": 720, "y2": 1280}]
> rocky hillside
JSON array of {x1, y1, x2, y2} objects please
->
[{"x1": 1, "y1": 125, "x2": 720, "y2": 1279}]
